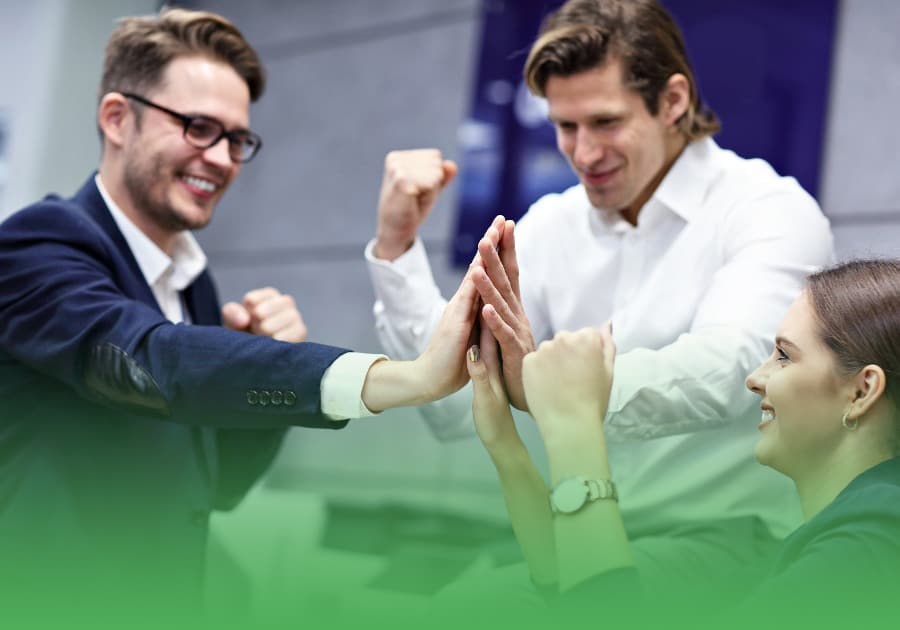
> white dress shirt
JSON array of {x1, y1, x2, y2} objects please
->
[
  {"x1": 96, "y1": 174, "x2": 382, "y2": 420},
  {"x1": 365, "y1": 138, "x2": 834, "y2": 535}
]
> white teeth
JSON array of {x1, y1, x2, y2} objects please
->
[
  {"x1": 184, "y1": 176, "x2": 217, "y2": 193},
  {"x1": 761, "y1": 409, "x2": 775, "y2": 424}
]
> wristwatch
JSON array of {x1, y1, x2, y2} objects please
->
[{"x1": 549, "y1": 476, "x2": 618, "y2": 514}]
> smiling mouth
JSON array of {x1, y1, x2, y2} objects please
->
[
  {"x1": 181, "y1": 174, "x2": 221, "y2": 196},
  {"x1": 759, "y1": 407, "x2": 776, "y2": 429},
  {"x1": 582, "y1": 166, "x2": 621, "y2": 186}
]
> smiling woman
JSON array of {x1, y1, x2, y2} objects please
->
[
  {"x1": 747, "y1": 260, "x2": 900, "y2": 519},
  {"x1": 467, "y1": 257, "x2": 900, "y2": 624}
]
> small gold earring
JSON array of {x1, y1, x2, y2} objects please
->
[{"x1": 842, "y1": 411, "x2": 858, "y2": 431}]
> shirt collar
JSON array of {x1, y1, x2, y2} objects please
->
[
  {"x1": 94, "y1": 174, "x2": 207, "y2": 291},
  {"x1": 651, "y1": 136, "x2": 718, "y2": 224},
  {"x1": 588, "y1": 137, "x2": 718, "y2": 235}
]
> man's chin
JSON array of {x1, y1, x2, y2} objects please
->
[
  {"x1": 585, "y1": 191, "x2": 622, "y2": 211},
  {"x1": 162, "y1": 207, "x2": 214, "y2": 233}
]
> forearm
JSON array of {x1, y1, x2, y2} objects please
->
[
  {"x1": 543, "y1": 425, "x2": 633, "y2": 591},
  {"x1": 367, "y1": 237, "x2": 448, "y2": 360},
  {"x1": 360, "y1": 358, "x2": 430, "y2": 412},
  {"x1": 487, "y1": 437, "x2": 557, "y2": 586},
  {"x1": 605, "y1": 327, "x2": 763, "y2": 442}
]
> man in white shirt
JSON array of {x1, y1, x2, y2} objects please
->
[{"x1": 366, "y1": 0, "x2": 834, "y2": 589}]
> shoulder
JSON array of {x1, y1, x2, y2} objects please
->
[
  {"x1": 1, "y1": 194, "x2": 107, "y2": 246},
  {"x1": 781, "y1": 479, "x2": 900, "y2": 570},
  {"x1": 695, "y1": 142, "x2": 832, "y2": 259},
  {"x1": 703, "y1": 141, "x2": 823, "y2": 219}
]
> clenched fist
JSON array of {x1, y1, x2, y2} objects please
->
[
  {"x1": 221, "y1": 287, "x2": 308, "y2": 343},
  {"x1": 522, "y1": 324, "x2": 616, "y2": 441},
  {"x1": 374, "y1": 149, "x2": 457, "y2": 260}
]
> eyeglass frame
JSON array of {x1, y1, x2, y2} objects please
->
[{"x1": 119, "y1": 92, "x2": 263, "y2": 163}]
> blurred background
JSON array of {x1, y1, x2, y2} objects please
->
[{"x1": 2, "y1": 0, "x2": 899, "y2": 616}]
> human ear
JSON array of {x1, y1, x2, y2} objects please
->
[
  {"x1": 661, "y1": 73, "x2": 690, "y2": 128},
  {"x1": 847, "y1": 364, "x2": 887, "y2": 420},
  {"x1": 97, "y1": 93, "x2": 130, "y2": 149}
]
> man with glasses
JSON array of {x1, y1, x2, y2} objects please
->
[{"x1": 0, "y1": 8, "x2": 481, "y2": 618}]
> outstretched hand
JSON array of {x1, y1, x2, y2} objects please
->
[
  {"x1": 413, "y1": 266, "x2": 482, "y2": 403},
  {"x1": 471, "y1": 216, "x2": 536, "y2": 411},
  {"x1": 466, "y1": 314, "x2": 519, "y2": 450}
]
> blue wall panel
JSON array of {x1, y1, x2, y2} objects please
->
[{"x1": 452, "y1": 0, "x2": 838, "y2": 266}]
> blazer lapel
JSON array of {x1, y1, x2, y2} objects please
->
[{"x1": 74, "y1": 176, "x2": 160, "y2": 312}]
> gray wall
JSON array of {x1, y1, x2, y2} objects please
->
[
  {"x1": 822, "y1": 0, "x2": 900, "y2": 258},
  {"x1": 0, "y1": 0, "x2": 157, "y2": 216},
  {"x1": 179, "y1": 0, "x2": 512, "y2": 517}
]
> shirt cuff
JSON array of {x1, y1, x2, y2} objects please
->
[
  {"x1": 320, "y1": 352, "x2": 387, "y2": 420},
  {"x1": 364, "y1": 237, "x2": 442, "y2": 319}
]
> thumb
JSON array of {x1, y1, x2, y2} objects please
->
[
  {"x1": 442, "y1": 160, "x2": 458, "y2": 188},
  {"x1": 221, "y1": 301, "x2": 251, "y2": 331}
]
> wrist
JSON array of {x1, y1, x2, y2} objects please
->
[
  {"x1": 374, "y1": 229, "x2": 414, "y2": 260},
  {"x1": 361, "y1": 359, "x2": 430, "y2": 412},
  {"x1": 483, "y1": 431, "x2": 528, "y2": 465},
  {"x1": 543, "y1": 427, "x2": 611, "y2": 484},
  {"x1": 532, "y1": 405, "x2": 602, "y2": 440}
]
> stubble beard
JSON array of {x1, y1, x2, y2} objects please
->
[{"x1": 123, "y1": 151, "x2": 214, "y2": 234}]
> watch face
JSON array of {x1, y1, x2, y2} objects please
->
[{"x1": 552, "y1": 478, "x2": 588, "y2": 513}]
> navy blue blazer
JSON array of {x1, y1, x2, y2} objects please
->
[{"x1": 0, "y1": 176, "x2": 351, "y2": 607}]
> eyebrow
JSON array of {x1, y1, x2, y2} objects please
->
[
  {"x1": 547, "y1": 108, "x2": 627, "y2": 124},
  {"x1": 775, "y1": 336, "x2": 801, "y2": 353}
]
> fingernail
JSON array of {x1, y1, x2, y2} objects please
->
[{"x1": 468, "y1": 345, "x2": 481, "y2": 363}]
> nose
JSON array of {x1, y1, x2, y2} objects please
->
[
  {"x1": 745, "y1": 359, "x2": 770, "y2": 396},
  {"x1": 573, "y1": 128, "x2": 604, "y2": 170}
]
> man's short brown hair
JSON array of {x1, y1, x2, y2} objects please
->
[
  {"x1": 99, "y1": 7, "x2": 265, "y2": 103},
  {"x1": 524, "y1": 0, "x2": 719, "y2": 142}
]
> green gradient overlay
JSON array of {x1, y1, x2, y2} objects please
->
[{"x1": 5, "y1": 494, "x2": 898, "y2": 629}]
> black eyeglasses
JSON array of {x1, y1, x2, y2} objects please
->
[{"x1": 121, "y1": 92, "x2": 263, "y2": 163}]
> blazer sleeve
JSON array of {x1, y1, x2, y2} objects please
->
[{"x1": 0, "y1": 201, "x2": 350, "y2": 429}]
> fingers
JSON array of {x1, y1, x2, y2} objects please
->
[
  {"x1": 451, "y1": 269, "x2": 479, "y2": 316},
  {"x1": 600, "y1": 321, "x2": 616, "y2": 372},
  {"x1": 481, "y1": 302, "x2": 519, "y2": 350},
  {"x1": 240, "y1": 287, "x2": 308, "y2": 343},
  {"x1": 499, "y1": 219, "x2": 520, "y2": 298},
  {"x1": 442, "y1": 160, "x2": 458, "y2": 188},
  {"x1": 478, "y1": 234, "x2": 515, "y2": 306},
  {"x1": 468, "y1": 215, "x2": 506, "y2": 272},
  {"x1": 221, "y1": 301, "x2": 251, "y2": 331},
  {"x1": 384, "y1": 149, "x2": 447, "y2": 196},
  {"x1": 532, "y1": 327, "x2": 613, "y2": 369},
  {"x1": 473, "y1": 268, "x2": 519, "y2": 331},
  {"x1": 466, "y1": 344, "x2": 493, "y2": 399},
  {"x1": 479, "y1": 312, "x2": 504, "y2": 378}
]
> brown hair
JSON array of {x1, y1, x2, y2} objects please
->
[
  {"x1": 524, "y1": 0, "x2": 719, "y2": 142},
  {"x1": 99, "y1": 7, "x2": 265, "y2": 103},
  {"x1": 807, "y1": 259, "x2": 900, "y2": 453}
]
